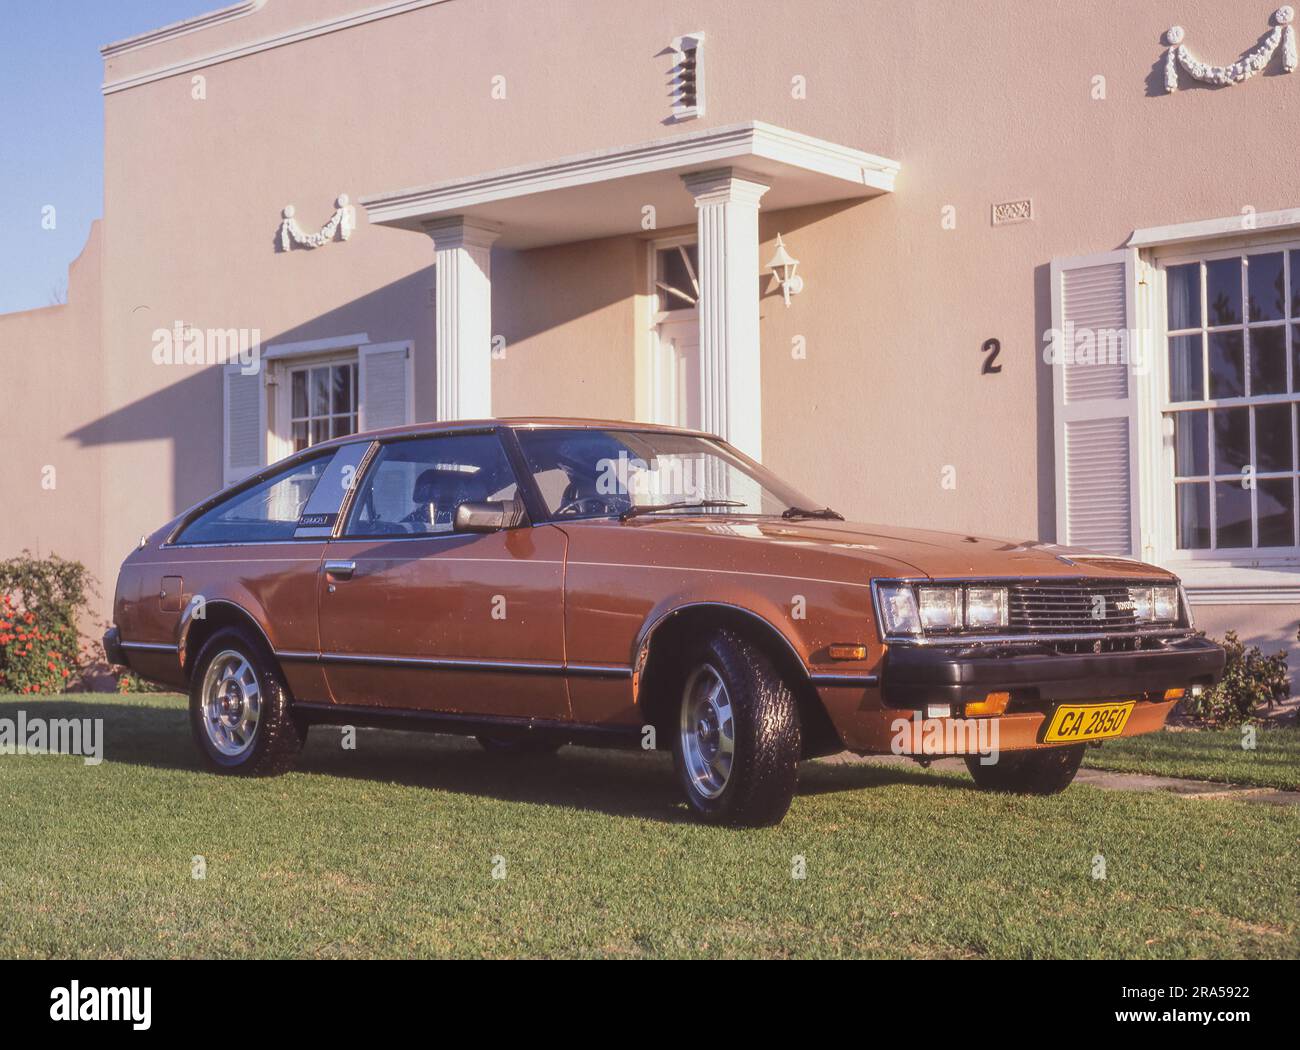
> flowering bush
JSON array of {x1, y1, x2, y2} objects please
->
[
  {"x1": 0, "y1": 595, "x2": 73, "y2": 694},
  {"x1": 0, "y1": 552, "x2": 93, "y2": 695},
  {"x1": 116, "y1": 671, "x2": 166, "y2": 694}
]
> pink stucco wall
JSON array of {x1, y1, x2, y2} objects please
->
[{"x1": 0, "y1": 223, "x2": 105, "y2": 605}]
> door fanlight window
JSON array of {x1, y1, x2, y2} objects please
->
[{"x1": 655, "y1": 243, "x2": 699, "y2": 312}]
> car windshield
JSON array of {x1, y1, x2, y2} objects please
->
[{"x1": 513, "y1": 428, "x2": 820, "y2": 520}]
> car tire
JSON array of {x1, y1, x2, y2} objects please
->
[
  {"x1": 189, "y1": 626, "x2": 305, "y2": 776},
  {"x1": 672, "y1": 629, "x2": 801, "y2": 827},
  {"x1": 476, "y1": 734, "x2": 565, "y2": 756},
  {"x1": 963, "y1": 744, "x2": 1084, "y2": 795}
]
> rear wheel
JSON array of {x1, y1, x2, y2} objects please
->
[
  {"x1": 672, "y1": 629, "x2": 801, "y2": 827},
  {"x1": 964, "y1": 745, "x2": 1084, "y2": 795},
  {"x1": 189, "y1": 627, "x2": 304, "y2": 776}
]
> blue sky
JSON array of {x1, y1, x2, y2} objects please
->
[{"x1": 0, "y1": 1, "x2": 218, "y2": 314}]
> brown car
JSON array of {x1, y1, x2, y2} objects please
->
[{"x1": 106, "y1": 418, "x2": 1225, "y2": 826}]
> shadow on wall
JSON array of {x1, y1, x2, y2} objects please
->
[
  {"x1": 66, "y1": 221, "x2": 677, "y2": 521},
  {"x1": 68, "y1": 193, "x2": 894, "y2": 530},
  {"x1": 66, "y1": 268, "x2": 433, "y2": 519}
]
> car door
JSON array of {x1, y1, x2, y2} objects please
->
[{"x1": 316, "y1": 429, "x2": 570, "y2": 719}]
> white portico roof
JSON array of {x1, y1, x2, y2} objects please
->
[{"x1": 360, "y1": 121, "x2": 899, "y2": 249}]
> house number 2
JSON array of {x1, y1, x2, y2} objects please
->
[{"x1": 981, "y1": 338, "x2": 1002, "y2": 375}]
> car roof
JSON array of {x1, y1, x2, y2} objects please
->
[{"x1": 304, "y1": 417, "x2": 718, "y2": 453}]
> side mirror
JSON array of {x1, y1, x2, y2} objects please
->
[{"x1": 454, "y1": 501, "x2": 509, "y2": 534}]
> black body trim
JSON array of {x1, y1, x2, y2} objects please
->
[
  {"x1": 881, "y1": 634, "x2": 1226, "y2": 708},
  {"x1": 275, "y1": 650, "x2": 632, "y2": 678},
  {"x1": 292, "y1": 701, "x2": 644, "y2": 748}
]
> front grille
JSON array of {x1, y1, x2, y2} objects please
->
[{"x1": 1008, "y1": 580, "x2": 1148, "y2": 634}]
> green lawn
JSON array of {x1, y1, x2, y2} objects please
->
[
  {"x1": 1084, "y1": 725, "x2": 1300, "y2": 791},
  {"x1": 0, "y1": 693, "x2": 1297, "y2": 959}
]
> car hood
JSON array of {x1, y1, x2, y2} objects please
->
[{"x1": 624, "y1": 517, "x2": 1175, "y2": 581}]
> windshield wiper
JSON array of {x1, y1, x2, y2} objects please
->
[
  {"x1": 781, "y1": 505, "x2": 844, "y2": 520},
  {"x1": 620, "y1": 499, "x2": 746, "y2": 521}
]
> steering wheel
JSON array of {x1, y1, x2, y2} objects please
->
[{"x1": 555, "y1": 496, "x2": 617, "y2": 517}]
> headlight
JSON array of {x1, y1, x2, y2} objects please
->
[
  {"x1": 965, "y1": 586, "x2": 1009, "y2": 629},
  {"x1": 917, "y1": 586, "x2": 962, "y2": 630},
  {"x1": 1126, "y1": 584, "x2": 1180, "y2": 622},
  {"x1": 1127, "y1": 586, "x2": 1153, "y2": 620},
  {"x1": 876, "y1": 582, "x2": 1011, "y2": 637},
  {"x1": 1152, "y1": 585, "x2": 1178, "y2": 622},
  {"x1": 877, "y1": 583, "x2": 920, "y2": 636}
]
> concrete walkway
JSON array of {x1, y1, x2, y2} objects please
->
[{"x1": 830, "y1": 753, "x2": 1300, "y2": 807}]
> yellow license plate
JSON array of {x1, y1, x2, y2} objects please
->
[{"x1": 1043, "y1": 701, "x2": 1136, "y2": 743}]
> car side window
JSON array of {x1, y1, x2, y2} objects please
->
[
  {"x1": 344, "y1": 433, "x2": 521, "y2": 537},
  {"x1": 175, "y1": 453, "x2": 333, "y2": 545}
]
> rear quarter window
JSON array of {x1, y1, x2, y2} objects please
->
[{"x1": 175, "y1": 453, "x2": 332, "y2": 545}]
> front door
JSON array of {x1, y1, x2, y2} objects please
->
[
  {"x1": 653, "y1": 316, "x2": 701, "y2": 430},
  {"x1": 650, "y1": 239, "x2": 702, "y2": 429},
  {"x1": 316, "y1": 431, "x2": 570, "y2": 720}
]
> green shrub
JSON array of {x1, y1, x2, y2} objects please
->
[
  {"x1": 1181, "y1": 628, "x2": 1294, "y2": 727},
  {"x1": 0, "y1": 551, "x2": 94, "y2": 694}
]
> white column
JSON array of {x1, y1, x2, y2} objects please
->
[
  {"x1": 422, "y1": 216, "x2": 501, "y2": 420},
  {"x1": 681, "y1": 168, "x2": 769, "y2": 461}
]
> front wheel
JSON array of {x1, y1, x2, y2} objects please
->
[
  {"x1": 672, "y1": 630, "x2": 801, "y2": 827},
  {"x1": 964, "y1": 744, "x2": 1084, "y2": 795},
  {"x1": 189, "y1": 627, "x2": 304, "y2": 776}
]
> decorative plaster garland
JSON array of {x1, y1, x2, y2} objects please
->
[
  {"x1": 1164, "y1": 7, "x2": 1297, "y2": 91},
  {"x1": 277, "y1": 194, "x2": 355, "y2": 250}
]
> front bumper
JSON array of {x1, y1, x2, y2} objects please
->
[{"x1": 881, "y1": 634, "x2": 1225, "y2": 709}]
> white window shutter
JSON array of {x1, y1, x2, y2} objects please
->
[
  {"x1": 358, "y1": 341, "x2": 414, "y2": 433},
  {"x1": 223, "y1": 363, "x2": 266, "y2": 487},
  {"x1": 1050, "y1": 249, "x2": 1141, "y2": 555}
]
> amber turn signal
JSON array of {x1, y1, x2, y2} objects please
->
[
  {"x1": 965, "y1": 691, "x2": 1010, "y2": 717},
  {"x1": 1163, "y1": 688, "x2": 1185, "y2": 701},
  {"x1": 828, "y1": 644, "x2": 867, "y2": 660}
]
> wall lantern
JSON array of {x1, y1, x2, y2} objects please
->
[{"x1": 766, "y1": 234, "x2": 804, "y2": 306}]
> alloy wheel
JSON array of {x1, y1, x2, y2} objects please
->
[
  {"x1": 679, "y1": 664, "x2": 735, "y2": 799},
  {"x1": 200, "y1": 649, "x2": 262, "y2": 758}
]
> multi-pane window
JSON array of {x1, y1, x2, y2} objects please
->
[
  {"x1": 1165, "y1": 250, "x2": 1300, "y2": 552},
  {"x1": 290, "y1": 361, "x2": 358, "y2": 451}
]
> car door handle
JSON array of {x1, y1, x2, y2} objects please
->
[{"x1": 324, "y1": 560, "x2": 356, "y2": 580}]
